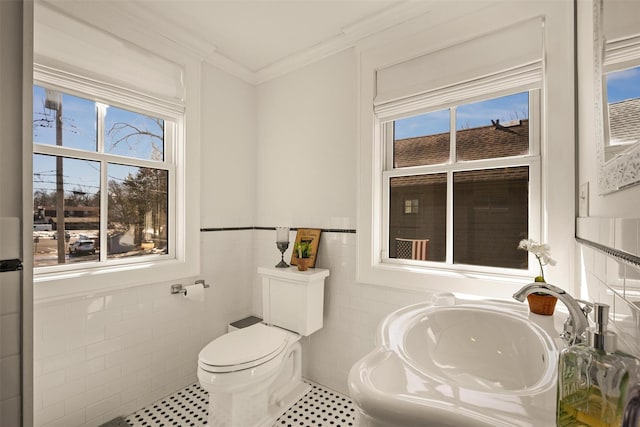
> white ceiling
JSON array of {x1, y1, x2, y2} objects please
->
[
  {"x1": 45, "y1": 0, "x2": 434, "y2": 83},
  {"x1": 141, "y1": 1, "x2": 400, "y2": 72}
]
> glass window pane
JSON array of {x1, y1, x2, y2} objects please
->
[
  {"x1": 453, "y1": 167, "x2": 529, "y2": 269},
  {"x1": 33, "y1": 86, "x2": 98, "y2": 151},
  {"x1": 606, "y1": 65, "x2": 640, "y2": 146},
  {"x1": 456, "y1": 92, "x2": 529, "y2": 161},
  {"x1": 393, "y1": 109, "x2": 450, "y2": 167},
  {"x1": 33, "y1": 154, "x2": 100, "y2": 267},
  {"x1": 107, "y1": 164, "x2": 168, "y2": 259},
  {"x1": 389, "y1": 174, "x2": 447, "y2": 262},
  {"x1": 105, "y1": 107, "x2": 164, "y2": 161}
]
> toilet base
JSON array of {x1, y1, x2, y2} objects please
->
[
  {"x1": 267, "y1": 380, "x2": 311, "y2": 422},
  {"x1": 205, "y1": 379, "x2": 310, "y2": 427},
  {"x1": 201, "y1": 339, "x2": 307, "y2": 427},
  {"x1": 206, "y1": 386, "x2": 268, "y2": 427}
]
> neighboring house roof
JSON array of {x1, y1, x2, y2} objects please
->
[
  {"x1": 49, "y1": 217, "x2": 99, "y2": 225},
  {"x1": 392, "y1": 119, "x2": 529, "y2": 187},
  {"x1": 608, "y1": 98, "x2": 640, "y2": 145}
]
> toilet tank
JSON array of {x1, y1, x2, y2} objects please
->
[{"x1": 258, "y1": 266, "x2": 330, "y2": 336}]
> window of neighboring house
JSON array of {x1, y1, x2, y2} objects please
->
[
  {"x1": 383, "y1": 91, "x2": 538, "y2": 270},
  {"x1": 32, "y1": 84, "x2": 174, "y2": 270},
  {"x1": 404, "y1": 199, "x2": 419, "y2": 214}
]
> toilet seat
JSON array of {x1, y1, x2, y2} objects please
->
[{"x1": 198, "y1": 323, "x2": 289, "y2": 373}]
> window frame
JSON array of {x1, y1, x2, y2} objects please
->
[
  {"x1": 32, "y1": 64, "x2": 196, "y2": 298},
  {"x1": 356, "y1": 1, "x2": 576, "y2": 298},
  {"x1": 380, "y1": 89, "x2": 541, "y2": 276},
  {"x1": 33, "y1": 86, "x2": 176, "y2": 273}
]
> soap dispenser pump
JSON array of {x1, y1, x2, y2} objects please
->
[
  {"x1": 588, "y1": 303, "x2": 617, "y2": 353},
  {"x1": 557, "y1": 303, "x2": 638, "y2": 427}
]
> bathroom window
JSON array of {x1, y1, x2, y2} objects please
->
[
  {"x1": 32, "y1": 84, "x2": 176, "y2": 272},
  {"x1": 382, "y1": 90, "x2": 540, "y2": 270}
]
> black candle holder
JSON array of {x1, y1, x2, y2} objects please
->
[{"x1": 275, "y1": 241, "x2": 289, "y2": 268}]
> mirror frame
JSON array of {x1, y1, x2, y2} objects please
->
[{"x1": 593, "y1": 0, "x2": 640, "y2": 194}]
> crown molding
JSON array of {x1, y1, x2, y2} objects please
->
[
  {"x1": 121, "y1": 2, "x2": 259, "y2": 84},
  {"x1": 255, "y1": 1, "x2": 435, "y2": 84},
  {"x1": 38, "y1": 0, "x2": 434, "y2": 86}
]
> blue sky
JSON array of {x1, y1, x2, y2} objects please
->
[
  {"x1": 32, "y1": 86, "x2": 164, "y2": 198},
  {"x1": 606, "y1": 65, "x2": 640, "y2": 103},
  {"x1": 394, "y1": 92, "x2": 529, "y2": 140}
]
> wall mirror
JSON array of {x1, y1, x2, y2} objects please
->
[{"x1": 593, "y1": 0, "x2": 640, "y2": 194}]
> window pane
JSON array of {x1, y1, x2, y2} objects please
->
[
  {"x1": 105, "y1": 107, "x2": 164, "y2": 161},
  {"x1": 107, "y1": 164, "x2": 168, "y2": 259},
  {"x1": 453, "y1": 167, "x2": 529, "y2": 269},
  {"x1": 33, "y1": 86, "x2": 98, "y2": 151},
  {"x1": 389, "y1": 174, "x2": 446, "y2": 262},
  {"x1": 393, "y1": 109, "x2": 450, "y2": 167},
  {"x1": 456, "y1": 92, "x2": 529, "y2": 161},
  {"x1": 606, "y1": 65, "x2": 640, "y2": 146},
  {"x1": 33, "y1": 154, "x2": 100, "y2": 267}
]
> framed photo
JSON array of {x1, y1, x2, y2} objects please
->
[{"x1": 290, "y1": 228, "x2": 322, "y2": 267}]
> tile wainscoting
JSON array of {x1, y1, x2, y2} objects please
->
[
  {"x1": 36, "y1": 225, "x2": 637, "y2": 426},
  {"x1": 252, "y1": 229, "x2": 436, "y2": 396},
  {"x1": 32, "y1": 231, "x2": 254, "y2": 427},
  {"x1": 577, "y1": 216, "x2": 640, "y2": 356}
]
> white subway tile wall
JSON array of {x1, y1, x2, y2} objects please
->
[
  {"x1": 35, "y1": 223, "x2": 640, "y2": 426},
  {"x1": 33, "y1": 231, "x2": 254, "y2": 427},
  {"x1": 1, "y1": 270, "x2": 22, "y2": 427},
  {"x1": 32, "y1": 227, "x2": 441, "y2": 426},
  {"x1": 253, "y1": 229, "x2": 434, "y2": 396},
  {"x1": 577, "y1": 217, "x2": 640, "y2": 357}
]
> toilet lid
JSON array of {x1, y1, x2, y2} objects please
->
[{"x1": 199, "y1": 323, "x2": 288, "y2": 369}]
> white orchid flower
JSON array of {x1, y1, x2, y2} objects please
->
[{"x1": 517, "y1": 239, "x2": 556, "y2": 282}]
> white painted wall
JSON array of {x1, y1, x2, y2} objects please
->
[
  {"x1": 200, "y1": 62, "x2": 257, "y2": 227},
  {"x1": 255, "y1": 48, "x2": 357, "y2": 230},
  {"x1": 575, "y1": 0, "x2": 640, "y2": 357}
]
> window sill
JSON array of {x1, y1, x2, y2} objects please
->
[
  {"x1": 33, "y1": 257, "x2": 198, "y2": 303},
  {"x1": 357, "y1": 259, "x2": 536, "y2": 299}
]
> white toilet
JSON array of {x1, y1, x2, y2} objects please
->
[{"x1": 198, "y1": 266, "x2": 330, "y2": 427}]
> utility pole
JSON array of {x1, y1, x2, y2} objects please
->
[{"x1": 46, "y1": 89, "x2": 65, "y2": 263}]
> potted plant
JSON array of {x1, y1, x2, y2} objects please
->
[
  {"x1": 517, "y1": 239, "x2": 558, "y2": 315},
  {"x1": 293, "y1": 241, "x2": 312, "y2": 271}
]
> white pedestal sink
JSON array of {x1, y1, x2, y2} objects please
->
[{"x1": 348, "y1": 298, "x2": 561, "y2": 426}]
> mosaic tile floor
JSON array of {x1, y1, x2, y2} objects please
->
[{"x1": 124, "y1": 381, "x2": 355, "y2": 427}]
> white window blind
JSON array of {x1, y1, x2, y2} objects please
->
[
  {"x1": 34, "y1": 3, "x2": 184, "y2": 109},
  {"x1": 374, "y1": 17, "x2": 544, "y2": 111}
]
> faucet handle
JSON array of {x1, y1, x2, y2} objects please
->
[
  {"x1": 561, "y1": 314, "x2": 588, "y2": 346},
  {"x1": 576, "y1": 299, "x2": 594, "y2": 317}
]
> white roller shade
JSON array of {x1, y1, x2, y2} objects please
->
[
  {"x1": 375, "y1": 17, "x2": 544, "y2": 108},
  {"x1": 34, "y1": 3, "x2": 184, "y2": 108},
  {"x1": 603, "y1": 0, "x2": 640, "y2": 43}
]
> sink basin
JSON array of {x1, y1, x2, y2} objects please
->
[
  {"x1": 404, "y1": 306, "x2": 551, "y2": 392},
  {"x1": 348, "y1": 299, "x2": 560, "y2": 427}
]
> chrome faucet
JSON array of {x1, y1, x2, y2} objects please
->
[{"x1": 513, "y1": 282, "x2": 592, "y2": 345}]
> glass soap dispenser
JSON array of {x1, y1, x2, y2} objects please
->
[{"x1": 557, "y1": 303, "x2": 639, "y2": 427}]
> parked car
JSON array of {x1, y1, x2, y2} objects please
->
[
  {"x1": 69, "y1": 239, "x2": 95, "y2": 255},
  {"x1": 52, "y1": 230, "x2": 70, "y2": 240}
]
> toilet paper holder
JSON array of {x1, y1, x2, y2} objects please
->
[{"x1": 171, "y1": 279, "x2": 210, "y2": 295}]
